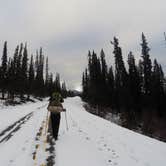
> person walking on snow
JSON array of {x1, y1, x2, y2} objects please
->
[{"x1": 47, "y1": 92, "x2": 64, "y2": 140}]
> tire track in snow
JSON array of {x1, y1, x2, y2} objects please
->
[{"x1": 0, "y1": 112, "x2": 33, "y2": 143}]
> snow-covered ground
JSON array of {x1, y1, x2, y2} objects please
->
[
  {"x1": 0, "y1": 97, "x2": 166, "y2": 166},
  {"x1": 0, "y1": 99, "x2": 49, "y2": 166}
]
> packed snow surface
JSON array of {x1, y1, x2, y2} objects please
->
[{"x1": 0, "y1": 97, "x2": 166, "y2": 166}]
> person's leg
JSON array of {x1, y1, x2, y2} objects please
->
[
  {"x1": 50, "y1": 113, "x2": 57, "y2": 139},
  {"x1": 56, "y1": 113, "x2": 61, "y2": 137},
  {"x1": 53, "y1": 113, "x2": 61, "y2": 139}
]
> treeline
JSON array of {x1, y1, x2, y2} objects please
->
[
  {"x1": 82, "y1": 33, "x2": 166, "y2": 127},
  {"x1": 0, "y1": 42, "x2": 68, "y2": 101}
]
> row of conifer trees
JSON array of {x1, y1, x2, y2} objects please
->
[
  {"x1": 82, "y1": 33, "x2": 166, "y2": 118},
  {"x1": 0, "y1": 42, "x2": 68, "y2": 101}
]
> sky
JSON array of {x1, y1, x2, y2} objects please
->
[{"x1": 0, "y1": 0, "x2": 166, "y2": 90}]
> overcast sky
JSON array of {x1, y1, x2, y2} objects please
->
[{"x1": 0, "y1": 0, "x2": 166, "y2": 90}]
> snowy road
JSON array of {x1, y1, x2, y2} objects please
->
[
  {"x1": 57, "y1": 97, "x2": 166, "y2": 166},
  {"x1": 0, "y1": 97, "x2": 166, "y2": 166},
  {"x1": 0, "y1": 99, "x2": 49, "y2": 166},
  {"x1": 0, "y1": 112, "x2": 33, "y2": 143}
]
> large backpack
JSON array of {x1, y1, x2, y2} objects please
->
[{"x1": 47, "y1": 105, "x2": 65, "y2": 113}]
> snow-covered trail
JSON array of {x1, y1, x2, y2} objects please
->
[
  {"x1": 57, "y1": 97, "x2": 166, "y2": 166},
  {"x1": 0, "y1": 99, "x2": 49, "y2": 166},
  {"x1": 0, "y1": 97, "x2": 166, "y2": 166}
]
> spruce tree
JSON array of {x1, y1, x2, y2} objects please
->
[
  {"x1": 13, "y1": 45, "x2": 21, "y2": 95},
  {"x1": 48, "y1": 73, "x2": 54, "y2": 96},
  {"x1": 100, "y1": 49, "x2": 108, "y2": 103},
  {"x1": 10, "y1": 46, "x2": 19, "y2": 97},
  {"x1": 107, "y1": 66, "x2": 114, "y2": 106},
  {"x1": 1, "y1": 41, "x2": 8, "y2": 99},
  {"x1": 151, "y1": 59, "x2": 164, "y2": 114},
  {"x1": 28, "y1": 55, "x2": 35, "y2": 98},
  {"x1": 100, "y1": 49, "x2": 107, "y2": 84},
  {"x1": 128, "y1": 51, "x2": 141, "y2": 109},
  {"x1": 55, "y1": 73, "x2": 61, "y2": 93},
  {"x1": 7, "y1": 59, "x2": 15, "y2": 99},
  {"x1": 61, "y1": 81, "x2": 67, "y2": 98},
  {"x1": 141, "y1": 33, "x2": 152, "y2": 96},
  {"x1": 111, "y1": 37, "x2": 128, "y2": 110},
  {"x1": 82, "y1": 68, "x2": 89, "y2": 100},
  {"x1": 20, "y1": 44, "x2": 28, "y2": 98},
  {"x1": 82, "y1": 72, "x2": 85, "y2": 98},
  {"x1": 45, "y1": 56, "x2": 49, "y2": 95},
  {"x1": 89, "y1": 51, "x2": 102, "y2": 103},
  {"x1": 34, "y1": 48, "x2": 44, "y2": 97},
  {"x1": 35, "y1": 51, "x2": 39, "y2": 74}
]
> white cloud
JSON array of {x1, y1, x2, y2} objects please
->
[{"x1": 0, "y1": 0, "x2": 166, "y2": 89}]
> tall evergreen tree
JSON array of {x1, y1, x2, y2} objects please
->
[
  {"x1": 39, "y1": 48, "x2": 44, "y2": 82},
  {"x1": 100, "y1": 49, "x2": 108, "y2": 103},
  {"x1": 28, "y1": 55, "x2": 35, "y2": 98},
  {"x1": 82, "y1": 72, "x2": 85, "y2": 97},
  {"x1": 45, "y1": 56, "x2": 49, "y2": 96},
  {"x1": 34, "y1": 48, "x2": 44, "y2": 96},
  {"x1": 1, "y1": 41, "x2": 8, "y2": 99},
  {"x1": 7, "y1": 59, "x2": 15, "y2": 99},
  {"x1": 61, "y1": 81, "x2": 67, "y2": 98},
  {"x1": 128, "y1": 51, "x2": 141, "y2": 109},
  {"x1": 45, "y1": 57, "x2": 49, "y2": 85},
  {"x1": 47, "y1": 73, "x2": 54, "y2": 96},
  {"x1": 20, "y1": 44, "x2": 28, "y2": 98},
  {"x1": 90, "y1": 51, "x2": 102, "y2": 103},
  {"x1": 141, "y1": 33, "x2": 152, "y2": 96},
  {"x1": 54, "y1": 73, "x2": 61, "y2": 93},
  {"x1": 17, "y1": 43, "x2": 23, "y2": 70},
  {"x1": 107, "y1": 66, "x2": 114, "y2": 106},
  {"x1": 151, "y1": 59, "x2": 165, "y2": 114},
  {"x1": 35, "y1": 51, "x2": 39, "y2": 74},
  {"x1": 111, "y1": 37, "x2": 128, "y2": 109},
  {"x1": 100, "y1": 49, "x2": 107, "y2": 84},
  {"x1": 82, "y1": 68, "x2": 89, "y2": 100},
  {"x1": 11, "y1": 45, "x2": 19, "y2": 96},
  {"x1": 13, "y1": 45, "x2": 21, "y2": 95}
]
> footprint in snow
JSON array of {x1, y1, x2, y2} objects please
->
[
  {"x1": 22, "y1": 147, "x2": 26, "y2": 151},
  {"x1": 98, "y1": 147, "x2": 103, "y2": 151},
  {"x1": 103, "y1": 144, "x2": 107, "y2": 147},
  {"x1": 108, "y1": 159, "x2": 112, "y2": 163},
  {"x1": 86, "y1": 137, "x2": 90, "y2": 140},
  {"x1": 113, "y1": 162, "x2": 118, "y2": 165},
  {"x1": 78, "y1": 129, "x2": 83, "y2": 133},
  {"x1": 109, "y1": 152, "x2": 118, "y2": 159}
]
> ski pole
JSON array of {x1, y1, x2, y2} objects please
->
[{"x1": 64, "y1": 111, "x2": 69, "y2": 131}]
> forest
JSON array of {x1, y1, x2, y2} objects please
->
[
  {"x1": 0, "y1": 42, "x2": 68, "y2": 104},
  {"x1": 82, "y1": 33, "x2": 166, "y2": 140}
]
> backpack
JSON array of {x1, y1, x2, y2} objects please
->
[{"x1": 47, "y1": 105, "x2": 65, "y2": 113}]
